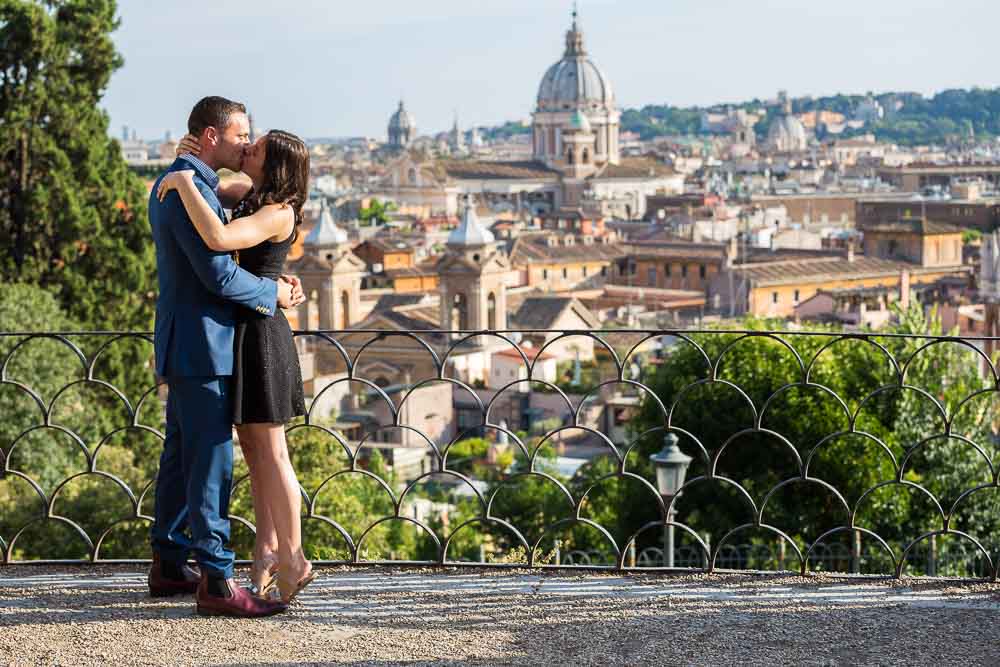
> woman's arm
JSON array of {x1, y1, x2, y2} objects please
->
[
  {"x1": 217, "y1": 176, "x2": 253, "y2": 208},
  {"x1": 156, "y1": 171, "x2": 293, "y2": 252}
]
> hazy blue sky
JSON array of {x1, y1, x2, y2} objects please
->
[{"x1": 104, "y1": 0, "x2": 998, "y2": 141}]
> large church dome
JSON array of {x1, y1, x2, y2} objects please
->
[
  {"x1": 531, "y1": 11, "x2": 621, "y2": 167},
  {"x1": 536, "y1": 16, "x2": 614, "y2": 111},
  {"x1": 767, "y1": 103, "x2": 807, "y2": 152},
  {"x1": 388, "y1": 100, "x2": 416, "y2": 148},
  {"x1": 389, "y1": 100, "x2": 415, "y2": 131}
]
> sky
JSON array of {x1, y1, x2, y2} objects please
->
[{"x1": 104, "y1": 0, "x2": 1000, "y2": 142}]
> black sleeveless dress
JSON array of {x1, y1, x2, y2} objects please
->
[{"x1": 230, "y1": 195, "x2": 306, "y2": 425}]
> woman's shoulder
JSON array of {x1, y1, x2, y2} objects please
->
[{"x1": 258, "y1": 202, "x2": 296, "y2": 242}]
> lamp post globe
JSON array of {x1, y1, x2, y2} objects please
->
[{"x1": 649, "y1": 432, "x2": 692, "y2": 498}]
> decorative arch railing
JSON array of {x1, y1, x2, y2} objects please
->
[{"x1": 1, "y1": 327, "x2": 997, "y2": 580}]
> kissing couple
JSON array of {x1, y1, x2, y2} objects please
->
[{"x1": 146, "y1": 95, "x2": 317, "y2": 617}]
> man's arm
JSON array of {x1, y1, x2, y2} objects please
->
[{"x1": 162, "y1": 190, "x2": 282, "y2": 316}]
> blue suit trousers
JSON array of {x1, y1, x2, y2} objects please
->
[{"x1": 150, "y1": 376, "x2": 235, "y2": 578}]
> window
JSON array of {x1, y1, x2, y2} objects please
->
[
  {"x1": 681, "y1": 265, "x2": 688, "y2": 278},
  {"x1": 794, "y1": 290, "x2": 800, "y2": 303},
  {"x1": 699, "y1": 264, "x2": 706, "y2": 279},
  {"x1": 487, "y1": 292, "x2": 497, "y2": 330},
  {"x1": 583, "y1": 266, "x2": 588, "y2": 277},
  {"x1": 665, "y1": 263, "x2": 671, "y2": 277},
  {"x1": 600, "y1": 266, "x2": 607, "y2": 276},
  {"x1": 562, "y1": 267, "x2": 568, "y2": 279},
  {"x1": 647, "y1": 267, "x2": 657, "y2": 285},
  {"x1": 772, "y1": 292, "x2": 779, "y2": 304}
]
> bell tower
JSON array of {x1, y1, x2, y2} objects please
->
[
  {"x1": 289, "y1": 200, "x2": 366, "y2": 330},
  {"x1": 436, "y1": 197, "x2": 509, "y2": 338}
]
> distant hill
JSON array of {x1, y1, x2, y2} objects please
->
[{"x1": 481, "y1": 87, "x2": 1000, "y2": 147}]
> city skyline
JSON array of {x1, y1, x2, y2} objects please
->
[{"x1": 105, "y1": 0, "x2": 999, "y2": 141}]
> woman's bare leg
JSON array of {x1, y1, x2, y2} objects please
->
[
  {"x1": 237, "y1": 426, "x2": 278, "y2": 588},
  {"x1": 243, "y1": 423, "x2": 310, "y2": 592}
]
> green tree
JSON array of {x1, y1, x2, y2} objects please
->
[
  {"x1": 0, "y1": 0, "x2": 156, "y2": 333},
  {"x1": 359, "y1": 198, "x2": 394, "y2": 226}
]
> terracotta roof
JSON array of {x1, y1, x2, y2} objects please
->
[
  {"x1": 593, "y1": 158, "x2": 678, "y2": 179},
  {"x1": 734, "y1": 256, "x2": 969, "y2": 286},
  {"x1": 510, "y1": 296, "x2": 600, "y2": 330},
  {"x1": 625, "y1": 241, "x2": 728, "y2": 262},
  {"x1": 363, "y1": 309, "x2": 445, "y2": 339},
  {"x1": 742, "y1": 248, "x2": 844, "y2": 263},
  {"x1": 508, "y1": 233, "x2": 625, "y2": 265},
  {"x1": 372, "y1": 294, "x2": 431, "y2": 311},
  {"x1": 439, "y1": 160, "x2": 560, "y2": 180},
  {"x1": 363, "y1": 237, "x2": 416, "y2": 253},
  {"x1": 493, "y1": 346, "x2": 555, "y2": 361}
]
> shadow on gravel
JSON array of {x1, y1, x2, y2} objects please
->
[{"x1": 2, "y1": 569, "x2": 1000, "y2": 665}]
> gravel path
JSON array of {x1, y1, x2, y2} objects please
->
[{"x1": 2, "y1": 566, "x2": 1000, "y2": 666}]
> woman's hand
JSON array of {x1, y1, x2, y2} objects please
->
[
  {"x1": 157, "y1": 169, "x2": 196, "y2": 202},
  {"x1": 175, "y1": 134, "x2": 202, "y2": 157}
]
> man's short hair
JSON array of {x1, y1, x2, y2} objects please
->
[{"x1": 187, "y1": 96, "x2": 247, "y2": 136}]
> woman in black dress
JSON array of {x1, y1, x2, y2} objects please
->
[{"x1": 157, "y1": 129, "x2": 314, "y2": 603}]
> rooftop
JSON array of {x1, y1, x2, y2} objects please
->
[
  {"x1": 509, "y1": 232, "x2": 625, "y2": 265},
  {"x1": 440, "y1": 159, "x2": 560, "y2": 181},
  {"x1": 733, "y1": 255, "x2": 970, "y2": 286},
  {"x1": 593, "y1": 157, "x2": 678, "y2": 179},
  {"x1": 862, "y1": 219, "x2": 967, "y2": 235}
]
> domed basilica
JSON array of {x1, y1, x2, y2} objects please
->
[
  {"x1": 532, "y1": 11, "x2": 620, "y2": 168},
  {"x1": 378, "y1": 11, "x2": 682, "y2": 221}
]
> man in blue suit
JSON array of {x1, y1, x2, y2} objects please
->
[{"x1": 147, "y1": 96, "x2": 301, "y2": 617}]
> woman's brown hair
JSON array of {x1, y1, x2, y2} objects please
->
[{"x1": 250, "y1": 129, "x2": 310, "y2": 242}]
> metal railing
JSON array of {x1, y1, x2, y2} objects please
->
[{"x1": 1, "y1": 327, "x2": 998, "y2": 579}]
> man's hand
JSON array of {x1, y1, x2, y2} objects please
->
[
  {"x1": 280, "y1": 274, "x2": 305, "y2": 308},
  {"x1": 277, "y1": 279, "x2": 295, "y2": 309}
]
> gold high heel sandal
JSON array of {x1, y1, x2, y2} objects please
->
[
  {"x1": 249, "y1": 559, "x2": 279, "y2": 598},
  {"x1": 277, "y1": 567, "x2": 317, "y2": 604}
]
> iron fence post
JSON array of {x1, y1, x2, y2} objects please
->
[{"x1": 852, "y1": 531, "x2": 861, "y2": 574}]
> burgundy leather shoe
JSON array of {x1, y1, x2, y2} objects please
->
[
  {"x1": 148, "y1": 553, "x2": 201, "y2": 597},
  {"x1": 195, "y1": 576, "x2": 288, "y2": 618}
]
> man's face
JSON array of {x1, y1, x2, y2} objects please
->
[{"x1": 216, "y1": 112, "x2": 250, "y2": 172}]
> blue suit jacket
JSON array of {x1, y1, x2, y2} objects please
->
[{"x1": 149, "y1": 155, "x2": 278, "y2": 377}]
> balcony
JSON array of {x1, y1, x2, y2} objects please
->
[{"x1": 1, "y1": 327, "x2": 998, "y2": 579}]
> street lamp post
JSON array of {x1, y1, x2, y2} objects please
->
[{"x1": 649, "y1": 433, "x2": 692, "y2": 568}]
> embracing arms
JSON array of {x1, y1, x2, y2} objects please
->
[
  {"x1": 155, "y1": 180, "x2": 303, "y2": 312},
  {"x1": 156, "y1": 170, "x2": 294, "y2": 252}
]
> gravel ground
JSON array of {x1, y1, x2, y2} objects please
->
[{"x1": 2, "y1": 565, "x2": 1000, "y2": 666}]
